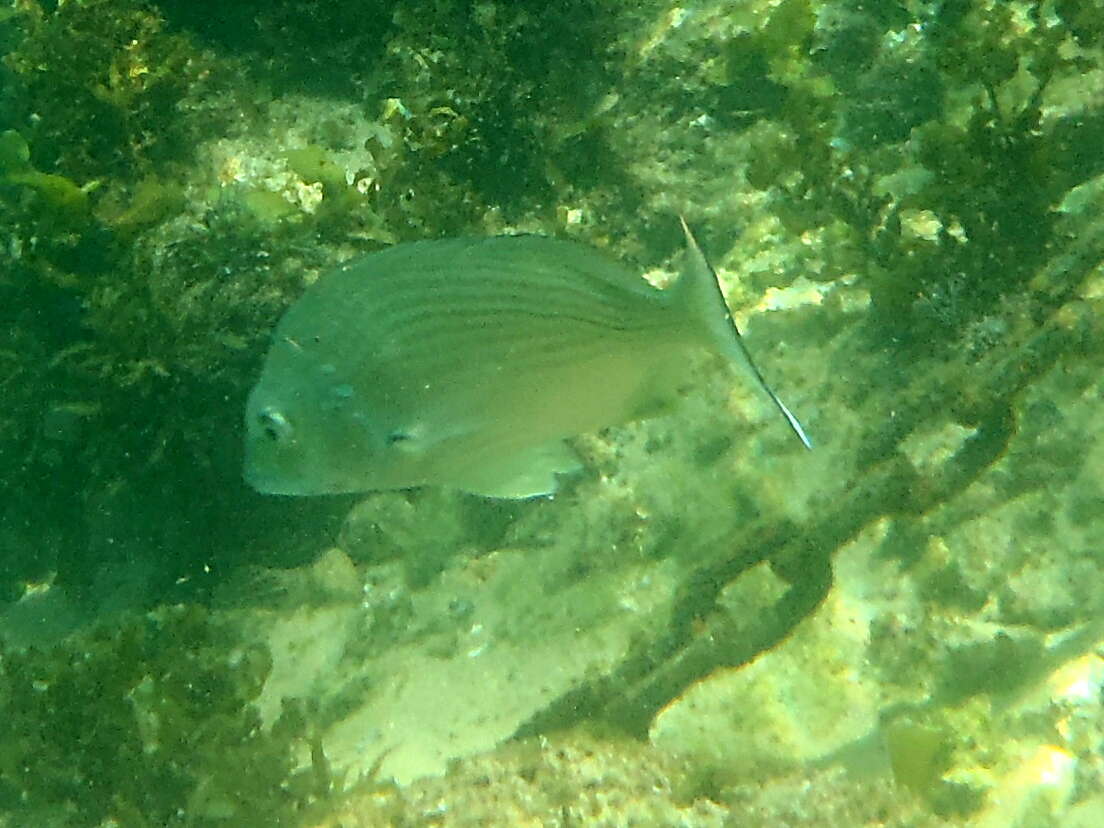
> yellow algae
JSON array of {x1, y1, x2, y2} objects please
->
[
  {"x1": 240, "y1": 188, "x2": 298, "y2": 225},
  {"x1": 96, "y1": 176, "x2": 184, "y2": 233},
  {"x1": 286, "y1": 145, "x2": 349, "y2": 192},
  {"x1": 884, "y1": 721, "x2": 949, "y2": 795},
  {"x1": 0, "y1": 130, "x2": 89, "y2": 218}
]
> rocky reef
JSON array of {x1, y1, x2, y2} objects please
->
[{"x1": 1, "y1": 0, "x2": 1103, "y2": 825}]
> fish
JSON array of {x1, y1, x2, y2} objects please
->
[{"x1": 243, "y1": 218, "x2": 810, "y2": 499}]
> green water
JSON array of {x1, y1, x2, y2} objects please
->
[{"x1": 1, "y1": 1, "x2": 1102, "y2": 825}]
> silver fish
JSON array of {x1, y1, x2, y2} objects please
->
[{"x1": 243, "y1": 219, "x2": 810, "y2": 498}]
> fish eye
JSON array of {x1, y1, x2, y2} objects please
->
[{"x1": 257, "y1": 407, "x2": 293, "y2": 442}]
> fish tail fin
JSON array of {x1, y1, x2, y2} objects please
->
[{"x1": 674, "y1": 216, "x2": 812, "y2": 450}]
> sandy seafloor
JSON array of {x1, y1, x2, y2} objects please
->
[{"x1": 1, "y1": 0, "x2": 1104, "y2": 825}]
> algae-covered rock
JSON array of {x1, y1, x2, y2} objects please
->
[
  {"x1": 307, "y1": 730, "x2": 942, "y2": 828},
  {"x1": 649, "y1": 548, "x2": 886, "y2": 782},
  {"x1": 245, "y1": 538, "x2": 686, "y2": 785},
  {"x1": 0, "y1": 605, "x2": 327, "y2": 825},
  {"x1": 1, "y1": 0, "x2": 1104, "y2": 825}
]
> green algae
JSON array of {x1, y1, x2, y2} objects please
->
[
  {"x1": 0, "y1": 0, "x2": 1103, "y2": 825},
  {"x1": 239, "y1": 187, "x2": 299, "y2": 226},
  {"x1": 95, "y1": 175, "x2": 184, "y2": 235},
  {"x1": 0, "y1": 128, "x2": 25, "y2": 169},
  {"x1": 0, "y1": 129, "x2": 89, "y2": 219},
  {"x1": 285, "y1": 145, "x2": 347, "y2": 193},
  {"x1": 0, "y1": 605, "x2": 336, "y2": 825},
  {"x1": 885, "y1": 721, "x2": 950, "y2": 797}
]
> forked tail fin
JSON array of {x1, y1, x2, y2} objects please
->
[{"x1": 676, "y1": 216, "x2": 812, "y2": 449}]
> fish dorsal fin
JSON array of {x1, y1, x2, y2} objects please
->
[
  {"x1": 447, "y1": 440, "x2": 582, "y2": 499},
  {"x1": 675, "y1": 217, "x2": 812, "y2": 449}
]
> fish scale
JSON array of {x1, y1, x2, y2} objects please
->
[{"x1": 243, "y1": 220, "x2": 809, "y2": 498}]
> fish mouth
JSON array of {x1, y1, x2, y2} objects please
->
[
  {"x1": 243, "y1": 465, "x2": 304, "y2": 496},
  {"x1": 242, "y1": 445, "x2": 289, "y2": 494},
  {"x1": 242, "y1": 450, "x2": 355, "y2": 496},
  {"x1": 241, "y1": 458, "x2": 274, "y2": 493}
]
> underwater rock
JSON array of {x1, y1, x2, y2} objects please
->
[{"x1": 648, "y1": 555, "x2": 884, "y2": 781}]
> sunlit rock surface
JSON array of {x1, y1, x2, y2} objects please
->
[{"x1": 1, "y1": 0, "x2": 1103, "y2": 825}]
